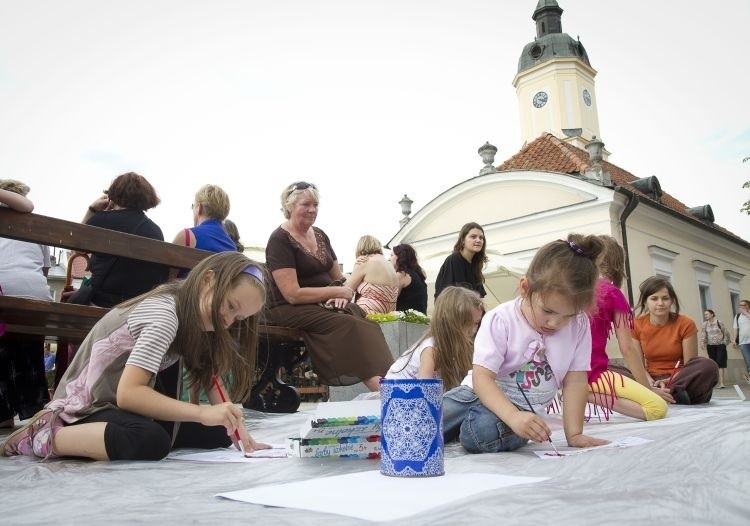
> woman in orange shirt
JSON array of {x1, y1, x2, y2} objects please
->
[{"x1": 632, "y1": 276, "x2": 718, "y2": 405}]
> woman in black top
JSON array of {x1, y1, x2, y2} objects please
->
[
  {"x1": 434, "y1": 222, "x2": 487, "y2": 299},
  {"x1": 390, "y1": 243, "x2": 428, "y2": 314},
  {"x1": 81, "y1": 172, "x2": 169, "y2": 307}
]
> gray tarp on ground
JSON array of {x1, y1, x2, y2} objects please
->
[{"x1": 1, "y1": 398, "x2": 748, "y2": 525}]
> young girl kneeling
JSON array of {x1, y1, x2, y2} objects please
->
[
  {"x1": 442, "y1": 234, "x2": 609, "y2": 452},
  {"x1": 386, "y1": 286, "x2": 484, "y2": 391},
  {"x1": 2, "y1": 252, "x2": 269, "y2": 461}
]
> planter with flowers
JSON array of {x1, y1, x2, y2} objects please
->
[{"x1": 328, "y1": 310, "x2": 430, "y2": 402}]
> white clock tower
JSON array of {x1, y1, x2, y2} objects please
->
[{"x1": 512, "y1": 1, "x2": 603, "y2": 152}]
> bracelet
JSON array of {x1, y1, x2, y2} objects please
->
[{"x1": 88, "y1": 206, "x2": 97, "y2": 213}]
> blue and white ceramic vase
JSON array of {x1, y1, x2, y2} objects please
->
[{"x1": 380, "y1": 378, "x2": 444, "y2": 477}]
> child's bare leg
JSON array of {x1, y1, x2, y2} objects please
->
[{"x1": 54, "y1": 423, "x2": 109, "y2": 460}]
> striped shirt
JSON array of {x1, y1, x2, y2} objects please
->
[{"x1": 126, "y1": 295, "x2": 180, "y2": 374}]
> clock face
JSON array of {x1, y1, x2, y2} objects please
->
[
  {"x1": 583, "y1": 89, "x2": 592, "y2": 106},
  {"x1": 532, "y1": 91, "x2": 548, "y2": 108}
]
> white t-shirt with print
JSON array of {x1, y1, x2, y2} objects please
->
[{"x1": 462, "y1": 296, "x2": 591, "y2": 408}]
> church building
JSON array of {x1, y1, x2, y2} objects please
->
[{"x1": 387, "y1": 0, "x2": 750, "y2": 380}]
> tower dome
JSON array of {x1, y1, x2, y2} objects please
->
[
  {"x1": 517, "y1": 0, "x2": 591, "y2": 74},
  {"x1": 512, "y1": 0, "x2": 603, "y2": 150}
]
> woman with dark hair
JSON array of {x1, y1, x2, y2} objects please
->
[
  {"x1": 223, "y1": 219, "x2": 244, "y2": 253},
  {"x1": 77, "y1": 172, "x2": 168, "y2": 307},
  {"x1": 632, "y1": 276, "x2": 718, "y2": 405},
  {"x1": 434, "y1": 222, "x2": 488, "y2": 299},
  {"x1": 700, "y1": 309, "x2": 730, "y2": 389},
  {"x1": 390, "y1": 243, "x2": 427, "y2": 314}
]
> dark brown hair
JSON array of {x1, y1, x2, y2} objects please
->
[
  {"x1": 392, "y1": 243, "x2": 426, "y2": 280},
  {"x1": 223, "y1": 219, "x2": 244, "y2": 253},
  {"x1": 107, "y1": 172, "x2": 160, "y2": 211},
  {"x1": 453, "y1": 222, "x2": 488, "y2": 285},
  {"x1": 635, "y1": 276, "x2": 681, "y2": 319},
  {"x1": 525, "y1": 233, "x2": 603, "y2": 312}
]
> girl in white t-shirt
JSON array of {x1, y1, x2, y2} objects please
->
[
  {"x1": 386, "y1": 286, "x2": 484, "y2": 391},
  {"x1": 442, "y1": 234, "x2": 609, "y2": 452},
  {"x1": 2, "y1": 252, "x2": 271, "y2": 461}
]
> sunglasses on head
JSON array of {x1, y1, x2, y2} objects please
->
[{"x1": 288, "y1": 181, "x2": 316, "y2": 192}]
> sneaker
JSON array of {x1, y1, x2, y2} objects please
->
[
  {"x1": 1, "y1": 408, "x2": 61, "y2": 460},
  {"x1": 744, "y1": 373, "x2": 750, "y2": 385}
]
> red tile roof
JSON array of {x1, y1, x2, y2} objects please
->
[{"x1": 497, "y1": 133, "x2": 745, "y2": 244}]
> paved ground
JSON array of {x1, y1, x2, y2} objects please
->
[{"x1": 711, "y1": 381, "x2": 749, "y2": 401}]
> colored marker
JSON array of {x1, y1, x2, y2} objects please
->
[
  {"x1": 665, "y1": 360, "x2": 681, "y2": 388},
  {"x1": 212, "y1": 375, "x2": 247, "y2": 456}
]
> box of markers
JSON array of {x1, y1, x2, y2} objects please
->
[
  {"x1": 287, "y1": 435, "x2": 381, "y2": 459},
  {"x1": 298, "y1": 400, "x2": 381, "y2": 439}
]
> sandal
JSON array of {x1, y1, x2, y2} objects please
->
[{"x1": 1, "y1": 408, "x2": 62, "y2": 460}]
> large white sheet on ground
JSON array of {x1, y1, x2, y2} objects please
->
[
  {"x1": 1, "y1": 395, "x2": 749, "y2": 524},
  {"x1": 217, "y1": 470, "x2": 547, "y2": 522}
]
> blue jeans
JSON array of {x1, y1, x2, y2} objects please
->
[
  {"x1": 442, "y1": 385, "x2": 529, "y2": 453},
  {"x1": 442, "y1": 386, "x2": 482, "y2": 443},
  {"x1": 739, "y1": 344, "x2": 750, "y2": 374},
  {"x1": 460, "y1": 403, "x2": 529, "y2": 454}
]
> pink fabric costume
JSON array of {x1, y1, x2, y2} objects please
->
[{"x1": 587, "y1": 279, "x2": 633, "y2": 419}]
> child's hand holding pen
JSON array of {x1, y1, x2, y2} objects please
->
[
  {"x1": 210, "y1": 376, "x2": 271, "y2": 454},
  {"x1": 507, "y1": 410, "x2": 553, "y2": 444},
  {"x1": 649, "y1": 384, "x2": 676, "y2": 404},
  {"x1": 197, "y1": 402, "x2": 245, "y2": 436},
  {"x1": 198, "y1": 400, "x2": 271, "y2": 453}
]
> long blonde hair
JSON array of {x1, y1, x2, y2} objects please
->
[
  {"x1": 121, "y1": 252, "x2": 266, "y2": 402},
  {"x1": 396, "y1": 286, "x2": 483, "y2": 391}
]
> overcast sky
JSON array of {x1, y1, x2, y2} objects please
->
[{"x1": 1, "y1": 0, "x2": 748, "y2": 268}]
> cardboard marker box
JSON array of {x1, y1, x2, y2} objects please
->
[
  {"x1": 287, "y1": 436, "x2": 381, "y2": 459},
  {"x1": 298, "y1": 400, "x2": 381, "y2": 439}
]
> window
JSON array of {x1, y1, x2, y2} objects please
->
[
  {"x1": 724, "y1": 270, "x2": 744, "y2": 316},
  {"x1": 698, "y1": 284, "x2": 711, "y2": 312},
  {"x1": 692, "y1": 260, "x2": 716, "y2": 313},
  {"x1": 730, "y1": 292, "x2": 740, "y2": 316},
  {"x1": 648, "y1": 246, "x2": 678, "y2": 279}
]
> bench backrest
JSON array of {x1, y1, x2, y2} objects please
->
[
  {"x1": 0, "y1": 207, "x2": 212, "y2": 269},
  {"x1": 0, "y1": 208, "x2": 300, "y2": 341}
]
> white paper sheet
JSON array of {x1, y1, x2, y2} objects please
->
[
  {"x1": 533, "y1": 435, "x2": 653, "y2": 460},
  {"x1": 217, "y1": 470, "x2": 547, "y2": 522},
  {"x1": 167, "y1": 445, "x2": 288, "y2": 463}
]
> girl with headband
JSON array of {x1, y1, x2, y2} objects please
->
[{"x1": 3, "y1": 252, "x2": 270, "y2": 461}]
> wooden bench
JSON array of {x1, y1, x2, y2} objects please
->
[{"x1": 0, "y1": 207, "x2": 318, "y2": 412}]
